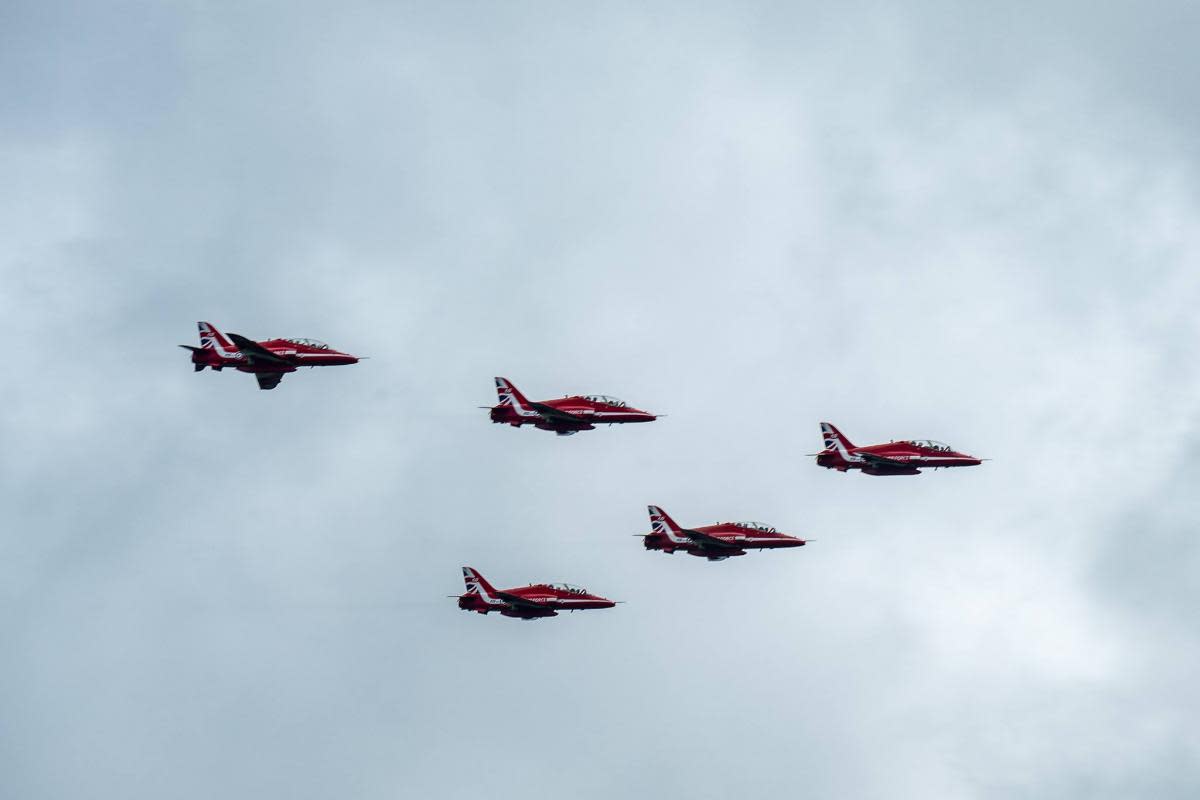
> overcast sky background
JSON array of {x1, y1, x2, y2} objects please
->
[{"x1": 3, "y1": 2, "x2": 1200, "y2": 798}]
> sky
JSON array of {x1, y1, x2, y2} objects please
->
[{"x1": 2, "y1": 2, "x2": 1199, "y2": 798}]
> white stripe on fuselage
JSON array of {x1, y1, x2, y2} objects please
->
[
  {"x1": 465, "y1": 574, "x2": 504, "y2": 606},
  {"x1": 205, "y1": 337, "x2": 243, "y2": 360},
  {"x1": 650, "y1": 513, "x2": 689, "y2": 545},
  {"x1": 500, "y1": 387, "x2": 539, "y2": 418},
  {"x1": 206, "y1": 343, "x2": 243, "y2": 362},
  {"x1": 696, "y1": 535, "x2": 790, "y2": 547},
  {"x1": 199, "y1": 324, "x2": 245, "y2": 360},
  {"x1": 830, "y1": 437, "x2": 862, "y2": 463}
]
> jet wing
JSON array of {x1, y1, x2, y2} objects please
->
[
  {"x1": 682, "y1": 529, "x2": 744, "y2": 549},
  {"x1": 495, "y1": 591, "x2": 555, "y2": 610},
  {"x1": 227, "y1": 333, "x2": 293, "y2": 366},
  {"x1": 858, "y1": 452, "x2": 913, "y2": 467},
  {"x1": 528, "y1": 402, "x2": 589, "y2": 424},
  {"x1": 255, "y1": 372, "x2": 285, "y2": 391}
]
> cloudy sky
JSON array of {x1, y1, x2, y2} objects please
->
[{"x1": 3, "y1": 2, "x2": 1199, "y2": 798}]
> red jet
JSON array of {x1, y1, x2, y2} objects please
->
[
  {"x1": 642, "y1": 505, "x2": 808, "y2": 561},
  {"x1": 456, "y1": 567, "x2": 617, "y2": 619},
  {"x1": 813, "y1": 421, "x2": 983, "y2": 475},
  {"x1": 180, "y1": 321, "x2": 360, "y2": 390},
  {"x1": 487, "y1": 377, "x2": 657, "y2": 436}
]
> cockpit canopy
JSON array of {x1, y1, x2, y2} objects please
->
[
  {"x1": 582, "y1": 395, "x2": 626, "y2": 407},
  {"x1": 285, "y1": 338, "x2": 331, "y2": 350},
  {"x1": 906, "y1": 439, "x2": 953, "y2": 452},
  {"x1": 545, "y1": 582, "x2": 588, "y2": 595},
  {"x1": 726, "y1": 521, "x2": 776, "y2": 533}
]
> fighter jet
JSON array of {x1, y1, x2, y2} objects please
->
[
  {"x1": 813, "y1": 421, "x2": 983, "y2": 475},
  {"x1": 180, "y1": 321, "x2": 360, "y2": 390},
  {"x1": 455, "y1": 567, "x2": 617, "y2": 619},
  {"x1": 641, "y1": 505, "x2": 808, "y2": 562},
  {"x1": 486, "y1": 377, "x2": 657, "y2": 436}
]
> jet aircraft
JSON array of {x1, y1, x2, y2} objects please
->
[
  {"x1": 813, "y1": 421, "x2": 983, "y2": 475},
  {"x1": 180, "y1": 321, "x2": 360, "y2": 390},
  {"x1": 456, "y1": 567, "x2": 617, "y2": 619},
  {"x1": 486, "y1": 377, "x2": 657, "y2": 435},
  {"x1": 642, "y1": 505, "x2": 808, "y2": 561}
]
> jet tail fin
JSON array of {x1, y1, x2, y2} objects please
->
[
  {"x1": 647, "y1": 505, "x2": 687, "y2": 543},
  {"x1": 494, "y1": 377, "x2": 532, "y2": 410},
  {"x1": 820, "y1": 421, "x2": 856, "y2": 452},
  {"x1": 180, "y1": 344, "x2": 208, "y2": 370},
  {"x1": 461, "y1": 566, "x2": 498, "y2": 598},
  {"x1": 196, "y1": 321, "x2": 242, "y2": 359}
]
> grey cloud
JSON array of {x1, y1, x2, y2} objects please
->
[{"x1": 2, "y1": 2, "x2": 1199, "y2": 799}]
